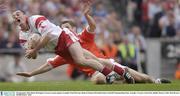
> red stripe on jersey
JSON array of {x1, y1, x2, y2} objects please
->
[
  {"x1": 19, "y1": 39, "x2": 27, "y2": 44},
  {"x1": 35, "y1": 16, "x2": 47, "y2": 29}
]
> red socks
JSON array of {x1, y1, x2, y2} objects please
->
[
  {"x1": 101, "y1": 67, "x2": 112, "y2": 76},
  {"x1": 101, "y1": 64, "x2": 125, "y2": 76},
  {"x1": 113, "y1": 65, "x2": 125, "y2": 76}
]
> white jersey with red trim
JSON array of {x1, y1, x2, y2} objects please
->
[
  {"x1": 19, "y1": 31, "x2": 40, "y2": 49},
  {"x1": 19, "y1": 31, "x2": 30, "y2": 49},
  {"x1": 19, "y1": 15, "x2": 63, "y2": 51}
]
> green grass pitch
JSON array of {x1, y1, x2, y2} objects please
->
[{"x1": 0, "y1": 80, "x2": 180, "y2": 91}]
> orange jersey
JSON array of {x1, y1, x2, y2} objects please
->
[
  {"x1": 48, "y1": 28, "x2": 105, "y2": 76},
  {"x1": 79, "y1": 28, "x2": 105, "y2": 58}
]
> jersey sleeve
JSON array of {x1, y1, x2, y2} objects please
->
[
  {"x1": 80, "y1": 27, "x2": 95, "y2": 43},
  {"x1": 47, "y1": 55, "x2": 67, "y2": 68},
  {"x1": 32, "y1": 16, "x2": 53, "y2": 37},
  {"x1": 37, "y1": 20, "x2": 54, "y2": 36}
]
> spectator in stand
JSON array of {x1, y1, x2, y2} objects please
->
[
  {"x1": 96, "y1": 10, "x2": 122, "y2": 59},
  {"x1": 94, "y1": 1, "x2": 107, "y2": 18},
  {"x1": 128, "y1": 25, "x2": 147, "y2": 73},
  {"x1": 127, "y1": 0, "x2": 137, "y2": 26},
  {"x1": 0, "y1": 26, "x2": 6, "y2": 47},
  {"x1": 131, "y1": 0, "x2": 143, "y2": 26},
  {"x1": 141, "y1": 0, "x2": 149, "y2": 36},
  {"x1": 148, "y1": 0, "x2": 163, "y2": 21},
  {"x1": 117, "y1": 36, "x2": 137, "y2": 71},
  {"x1": 13, "y1": 0, "x2": 29, "y2": 13},
  {"x1": 148, "y1": 1, "x2": 168, "y2": 37},
  {"x1": 100, "y1": 32, "x2": 118, "y2": 59},
  {"x1": 159, "y1": 10, "x2": 178, "y2": 37}
]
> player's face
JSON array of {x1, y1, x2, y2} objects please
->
[
  {"x1": 12, "y1": 10, "x2": 28, "y2": 31},
  {"x1": 61, "y1": 23, "x2": 76, "y2": 32},
  {"x1": 61, "y1": 23, "x2": 73, "y2": 30}
]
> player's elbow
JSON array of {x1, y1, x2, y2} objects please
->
[
  {"x1": 40, "y1": 33, "x2": 51, "y2": 46},
  {"x1": 44, "y1": 32, "x2": 52, "y2": 40},
  {"x1": 89, "y1": 25, "x2": 96, "y2": 32},
  {"x1": 91, "y1": 24, "x2": 96, "y2": 30}
]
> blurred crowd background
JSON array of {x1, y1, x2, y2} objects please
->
[{"x1": 0, "y1": 0, "x2": 180, "y2": 82}]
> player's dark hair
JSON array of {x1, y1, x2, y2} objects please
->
[
  {"x1": 60, "y1": 20, "x2": 76, "y2": 27},
  {"x1": 20, "y1": 10, "x2": 26, "y2": 14},
  {"x1": 12, "y1": 9, "x2": 26, "y2": 14}
]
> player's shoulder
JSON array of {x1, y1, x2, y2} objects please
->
[
  {"x1": 28, "y1": 15, "x2": 48, "y2": 28},
  {"x1": 29, "y1": 15, "x2": 47, "y2": 23},
  {"x1": 29, "y1": 15, "x2": 45, "y2": 20}
]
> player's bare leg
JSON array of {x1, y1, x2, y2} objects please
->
[
  {"x1": 93, "y1": 58, "x2": 170, "y2": 84},
  {"x1": 111, "y1": 61, "x2": 170, "y2": 84},
  {"x1": 127, "y1": 68, "x2": 171, "y2": 83},
  {"x1": 68, "y1": 42, "x2": 119, "y2": 84},
  {"x1": 83, "y1": 49, "x2": 124, "y2": 75},
  {"x1": 127, "y1": 67, "x2": 154, "y2": 83},
  {"x1": 69, "y1": 42, "x2": 105, "y2": 70},
  {"x1": 83, "y1": 49, "x2": 135, "y2": 83}
]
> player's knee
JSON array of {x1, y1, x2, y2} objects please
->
[
  {"x1": 98, "y1": 58, "x2": 106, "y2": 65},
  {"x1": 91, "y1": 73, "x2": 106, "y2": 84},
  {"x1": 94, "y1": 78, "x2": 106, "y2": 84}
]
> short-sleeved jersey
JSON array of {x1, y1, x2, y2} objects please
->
[{"x1": 19, "y1": 15, "x2": 63, "y2": 50}]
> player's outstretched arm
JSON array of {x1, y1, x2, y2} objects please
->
[
  {"x1": 17, "y1": 62, "x2": 53, "y2": 77},
  {"x1": 16, "y1": 72, "x2": 32, "y2": 77},
  {"x1": 83, "y1": 1, "x2": 96, "y2": 33},
  {"x1": 34, "y1": 33, "x2": 51, "y2": 51}
]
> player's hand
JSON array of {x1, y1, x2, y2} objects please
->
[
  {"x1": 82, "y1": 0, "x2": 92, "y2": 15},
  {"x1": 16, "y1": 72, "x2": 32, "y2": 77},
  {"x1": 25, "y1": 49, "x2": 37, "y2": 59}
]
